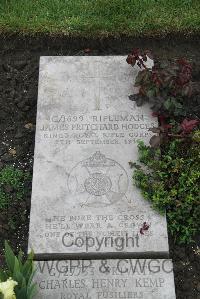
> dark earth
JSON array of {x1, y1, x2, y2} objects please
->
[{"x1": 0, "y1": 34, "x2": 200, "y2": 299}]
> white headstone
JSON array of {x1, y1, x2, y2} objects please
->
[
  {"x1": 28, "y1": 56, "x2": 169, "y2": 257},
  {"x1": 33, "y1": 259, "x2": 176, "y2": 299}
]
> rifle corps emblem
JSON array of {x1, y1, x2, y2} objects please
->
[{"x1": 68, "y1": 151, "x2": 128, "y2": 207}]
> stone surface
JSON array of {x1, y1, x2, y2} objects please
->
[
  {"x1": 33, "y1": 259, "x2": 176, "y2": 299},
  {"x1": 28, "y1": 56, "x2": 169, "y2": 257}
]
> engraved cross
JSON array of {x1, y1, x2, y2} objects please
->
[{"x1": 80, "y1": 61, "x2": 114, "y2": 111}]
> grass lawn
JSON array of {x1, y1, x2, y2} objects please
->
[{"x1": 0, "y1": 0, "x2": 200, "y2": 37}]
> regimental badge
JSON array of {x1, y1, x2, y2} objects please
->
[{"x1": 68, "y1": 151, "x2": 129, "y2": 207}]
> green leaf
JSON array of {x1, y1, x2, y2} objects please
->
[
  {"x1": 22, "y1": 251, "x2": 34, "y2": 283},
  {"x1": 13, "y1": 257, "x2": 24, "y2": 286},
  {"x1": 15, "y1": 286, "x2": 27, "y2": 299},
  {"x1": 27, "y1": 268, "x2": 36, "y2": 288},
  {"x1": 27, "y1": 283, "x2": 38, "y2": 299},
  {"x1": 0, "y1": 269, "x2": 7, "y2": 281},
  {"x1": 134, "y1": 70, "x2": 147, "y2": 87},
  {"x1": 146, "y1": 89, "x2": 155, "y2": 98},
  {"x1": 21, "y1": 277, "x2": 27, "y2": 289},
  {"x1": 4, "y1": 241, "x2": 16, "y2": 275},
  {"x1": 164, "y1": 98, "x2": 173, "y2": 110},
  {"x1": 150, "y1": 135, "x2": 161, "y2": 148},
  {"x1": 13, "y1": 256, "x2": 20, "y2": 275},
  {"x1": 129, "y1": 162, "x2": 141, "y2": 170},
  {"x1": 18, "y1": 249, "x2": 24, "y2": 266}
]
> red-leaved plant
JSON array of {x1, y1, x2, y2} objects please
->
[
  {"x1": 127, "y1": 49, "x2": 193, "y2": 116},
  {"x1": 127, "y1": 49, "x2": 200, "y2": 147},
  {"x1": 149, "y1": 114, "x2": 199, "y2": 147}
]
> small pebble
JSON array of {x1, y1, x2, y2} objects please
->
[
  {"x1": 9, "y1": 148, "x2": 16, "y2": 156},
  {"x1": 24, "y1": 123, "x2": 33, "y2": 129}
]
